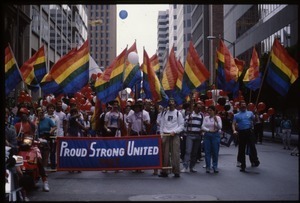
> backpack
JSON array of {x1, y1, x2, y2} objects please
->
[{"x1": 162, "y1": 109, "x2": 179, "y2": 120}]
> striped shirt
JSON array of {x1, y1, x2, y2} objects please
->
[{"x1": 185, "y1": 111, "x2": 204, "y2": 134}]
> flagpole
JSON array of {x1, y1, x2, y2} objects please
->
[{"x1": 255, "y1": 53, "x2": 271, "y2": 106}]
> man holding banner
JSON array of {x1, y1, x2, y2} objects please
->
[{"x1": 158, "y1": 98, "x2": 184, "y2": 178}]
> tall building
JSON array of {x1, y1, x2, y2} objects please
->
[
  {"x1": 168, "y1": 4, "x2": 178, "y2": 54},
  {"x1": 86, "y1": 4, "x2": 116, "y2": 70},
  {"x1": 165, "y1": 4, "x2": 193, "y2": 72},
  {"x1": 157, "y1": 10, "x2": 169, "y2": 77},
  {"x1": 224, "y1": 4, "x2": 298, "y2": 61},
  {"x1": 176, "y1": 4, "x2": 192, "y2": 65}
]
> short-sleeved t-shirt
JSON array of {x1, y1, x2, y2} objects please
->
[
  {"x1": 233, "y1": 111, "x2": 254, "y2": 130},
  {"x1": 38, "y1": 117, "x2": 56, "y2": 136}
]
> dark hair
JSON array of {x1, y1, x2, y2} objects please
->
[
  {"x1": 168, "y1": 98, "x2": 176, "y2": 106},
  {"x1": 131, "y1": 103, "x2": 142, "y2": 110},
  {"x1": 47, "y1": 103, "x2": 55, "y2": 109},
  {"x1": 208, "y1": 105, "x2": 216, "y2": 112},
  {"x1": 182, "y1": 102, "x2": 190, "y2": 110},
  {"x1": 70, "y1": 107, "x2": 78, "y2": 114}
]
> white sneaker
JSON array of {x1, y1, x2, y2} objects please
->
[
  {"x1": 24, "y1": 196, "x2": 30, "y2": 201},
  {"x1": 190, "y1": 168, "x2": 197, "y2": 173},
  {"x1": 180, "y1": 168, "x2": 188, "y2": 173},
  {"x1": 236, "y1": 162, "x2": 241, "y2": 167},
  {"x1": 43, "y1": 181, "x2": 50, "y2": 192}
]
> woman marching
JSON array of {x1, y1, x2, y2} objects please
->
[{"x1": 201, "y1": 105, "x2": 222, "y2": 173}]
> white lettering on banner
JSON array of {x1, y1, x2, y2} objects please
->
[
  {"x1": 60, "y1": 140, "x2": 159, "y2": 158},
  {"x1": 89, "y1": 142, "x2": 125, "y2": 157},
  {"x1": 60, "y1": 141, "x2": 87, "y2": 157},
  {"x1": 127, "y1": 141, "x2": 159, "y2": 156}
]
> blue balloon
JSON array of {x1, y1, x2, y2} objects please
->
[{"x1": 119, "y1": 10, "x2": 128, "y2": 19}]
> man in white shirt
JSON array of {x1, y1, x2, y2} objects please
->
[
  {"x1": 159, "y1": 98, "x2": 184, "y2": 178},
  {"x1": 54, "y1": 100, "x2": 67, "y2": 137},
  {"x1": 104, "y1": 100, "x2": 123, "y2": 137},
  {"x1": 127, "y1": 103, "x2": 150, "y2": 136}
]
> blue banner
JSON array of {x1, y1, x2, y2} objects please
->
[{"x1": 56, "y1": 135, "x2": 162, "y2": 171}]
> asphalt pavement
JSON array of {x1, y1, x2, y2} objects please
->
[{"x1": 26, "y1": 131, "x2": 299, "y2": 201}]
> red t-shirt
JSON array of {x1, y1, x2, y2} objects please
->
[{"x1": 15, "y1": 121, "x2": 35, "y2": 136}]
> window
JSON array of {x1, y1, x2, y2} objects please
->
[
  {"x1": 32, "y1": 7, "x2": 40, "y2": 34},
  {"x1": 187, "y1": 19, "x2": 191, "y2": 27},
  {"x1": 236, "y1": 5, "x2": 259, "y2": 38},
  {"x1": 187, "y1": 33, "x2": 191, "y2": 42}
]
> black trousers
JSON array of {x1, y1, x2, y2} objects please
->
[
  {"x1": 254, "y1": 123, "x2": 264, "y2": 143},
  {"x1": 237, "y1": 129, "x2": 259, "y2": 169}
]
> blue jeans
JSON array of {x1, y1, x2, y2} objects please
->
[
  {"x1": 204, "y1": 132, "x2": 220, "y2": 170},
  {"x1": 183, "y1": 135, "x2": 201, "y2": 169}
]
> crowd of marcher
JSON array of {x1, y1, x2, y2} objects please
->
[{"x1": 5, "y1": 94, "x2": 295, "y2": 201}]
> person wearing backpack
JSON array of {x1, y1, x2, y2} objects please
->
[
  {"x1": 158, "y1": 98, "x2": 184, "y2": 178},
  {"x1": 280, "y1": 115, "x2": 292, "y2": 150}
]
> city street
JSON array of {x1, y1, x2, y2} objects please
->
[{"x1": 26, "y1": 133, "x2": 299, "y2": 201}]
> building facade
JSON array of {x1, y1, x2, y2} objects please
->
[
  {"x1": 86, "y1": 4, "x2": 116, "y2": 71},
  {"x1": 4, "y1": 4, "x2": 89, "y2": 100},
  {"x1": 176, "y1": 4, "x2": 192, "y2": 65},
  {"x1": 224, "y1": 4, "x2": 298, "y2": 62},
  {"x1": 157, "y1": 10, "x2": 169, "y2": 78}
]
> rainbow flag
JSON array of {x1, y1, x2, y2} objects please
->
[
  {"x1": 175, "y1": 59, "x2": 184, "y2": 91},
  {"x1": 181, "y1": 41, "x2": 210, "y2": 98},
  {"x1": 33, "y1": 45, "x2": 47, "y2": 83},
  {"x1": 40, "y1": 73, "x2": 63, "y2": 95},
  {"x1": 5, "y1": 44, "x2": 22, "y2": 96},
  {"x1": 123, "y1": 41, "x2": 142, "y2": 90},
  {"x1": 53, "y1": 40, "x2": 89, "y2": 94},
  {"x1": 243, "y1": 47, "x2": 261, "y2": 91},
  {"x1": 40, "y1": 48, "x2": 76, "y2": 95},
  {"x1": 235, "y1": 58, "x2": 245, "y2": 78},
  {"x1": 142, "y1": 48, "x2": 168, "y2": 105},
  {"x1": 161, "y1": 46, "x2": 178, "y2": 97},
  {"x1": 150, "y1": 53, "x2": 160, "y2": 73},
  {"x1": 266, "y1": 38, "x2": 298, "y2": 96},
  {"x1": 41, "y1": 41, "x2": 89, "y2": 95},
  {"x1": 94, "y1": 47, "x2": 127, "y2": 104},
  {"x1": 20, "y1": 45, "x2": 46, "y2": 91},
  {"x1": 216, "y1": 40, "x2": 239, "y2": 97},
  {"x1": 91, "y1": 97, "x2": 102, "y2": 131}
]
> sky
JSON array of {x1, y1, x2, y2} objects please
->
[{"x1": 116, "y1": 5, "x2": 169, "y2": 64}]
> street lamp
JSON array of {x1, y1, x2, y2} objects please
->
[{"x1": 207, "y1": 35, "x2": 235, "y2": 57}]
